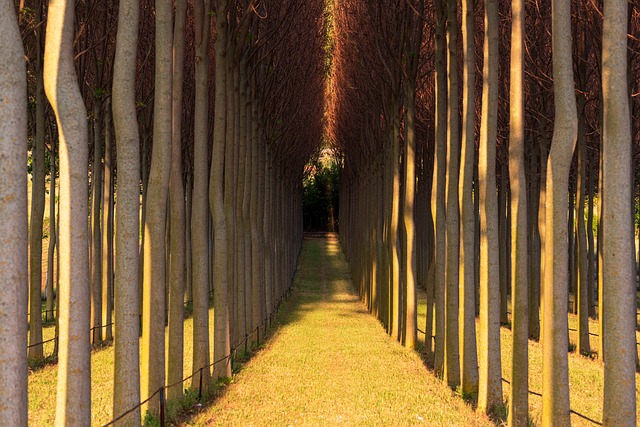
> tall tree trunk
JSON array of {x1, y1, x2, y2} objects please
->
[
  {"x1": 112, "y1": 0, "x2": 142, "y2": 421},
  {"x1": 444, "y1": 0, "x2": 460, "y2": 388},
  {"x1": 141, "y1": 0, "x2": 173, "y2": 411},
  {"x1": 508, "y1": 0, "x2": 529, "y2": 422},
  {"x1": 403, "y1": 81, "x2": 417, "y2": 349},
  {"x1": 459, "y1": 0, "x2": 478, "y2": 395},
  {"x1": 477, "y1": 0, "x2": 503, "y2": 413},
  {"x1": 542, "y1": 0, "x2": 576, "y2": 421},
  {"x1": 168, "y1": 0, "x2": 187, "y2": 401},
  {"x1": 601, "y1": 0, "x2": 636, "y2": 423},
  {"x1": 576, "y1": 94, "x2": 590, "y2": 355},
  {"x1": 102, "y1": 99, "x2": 113, "y2": 341},
  {"x1": 191, "y1": 0, "x2": 212, "y2": 393},
  {"x1": 44, "y1": 0, "x2": 91, "y2": 423},
  {"x1": 0, "y1": 3, "x2": 28, "y2": 423},
  {"x1": 211, "y1": 0, "x2": 232, "y2": 379},
  {"x1": 29, "y1": 0, "x2": 46, "y2": 359},
  {"x1": 91, "y1": 101, "x2": 103, "y2": 344},
  {"x1": 433, "y1": 0, "x2": 447, "y2": 377},
  {"x1": 46, "y1": 140, "x2": 57, "y2": 323}
]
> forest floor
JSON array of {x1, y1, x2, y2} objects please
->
[{"x1": 184, "y1": 235, "x2": 493, "y2": 426}]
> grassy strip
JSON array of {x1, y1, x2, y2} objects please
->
[{"x1": 187, "y1": 237, "x2": 492, "y2": 426}]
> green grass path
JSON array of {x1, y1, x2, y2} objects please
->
[{"x1": 188, "y1": 236, "x2": 493, "y2": 426}]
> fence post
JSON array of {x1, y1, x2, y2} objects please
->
[{"x1": 159, "y1": 387, "x2": 165, "y2": 427}]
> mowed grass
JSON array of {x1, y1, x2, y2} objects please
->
[
  {"x1": 28, "y1": 306, "x2": 217, "y2": 426},
  {"x1": 187, "y1": 236, "x2": 492, "y2": 426},
  {"x1": 417, "y1": 290, "x2": 640, "y2": 425}
]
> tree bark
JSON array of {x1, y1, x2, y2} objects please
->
[
  {"x1": 507, "y1": 0, "x2": 528, "y2": 422},
  {"x1": 541, "y1": 0, "x2": 576, "y2": 422},
  {"x1": 0, "y1": 3, "x2": 28, "y2": 423},
  {"x1": 477, "y1": 0, "x2": 503, "y2": 413},
  {"x1": 44, "y1": 0, "x2": 91, "y2": 423},
  {"x1": 141, "y1": 0, "x2": 173, "y2": 412},
  {"x1": 601, "y1": 0, "x2": 636, "y2": 423}
]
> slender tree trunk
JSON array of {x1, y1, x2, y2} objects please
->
[
  {"x1": 477, "y1": 0, "x2": 503, "y2": 413},
  {"x1": 444, "y1": 0, "x2": 460, "y2": 388},
  {"x1": 46, "y1": 141, "x2": 57, "y2": 323},
  {"x1": 192, "y1": 0, "x2": 212, "y2": 392},
  {"x1": 0, "y1": 3, "x2": 28, "y2": 423},
  {"x1": 508, "y1": 0, "x2": 528, "y2": 422},
  {"x1": 141, "y1": 0, "x2": 173, "y2": 411},
  {"x1": 29, "y1": 0, "x2": 46, "y2": 359},
  {"x1": 601, "y1": 0, "x2": 636, "y2": 423},
  {"x1": 91, "y1": 101, "x2": 103, "y2": 344},
  {"x1": 102, "y1": 100, "x2": 114, "y2": 340},
  {"x1": 211, "y1": 0, "x2": 232, "y2": 379},
  {"x1": 168, "y1": 0, "x2": 187, "y2": 401},
  {"x1": 459, "y1": 0, "x2": 478, "y2": 395},
  {"x1": 44, "y1": 0, "x2": 91, "y2": 423},
  {"x1": 542, "y1": 0, "x2": 576, "y2": 422},
  {"x1": 112, "y1": 0, "x2": 141, "y2": 422},
  {"x1": 576, "y1": 95, "x2": 590, "y2": 355},
  {"x1": 433, "y1": 0, "x2": 447, "y2": 376},
  {"x1": 403, "y1": 81, "x2": 417, "y2": 349}
]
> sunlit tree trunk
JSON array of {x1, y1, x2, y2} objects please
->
[
  {"x1": 459, "y1": 0, "x2": 478, "y2": 396},
  {"x1": 542, "y1": 0, "x2": 576, "y2": 422},
  {"x1": 507, "y1": 0, "x2": 528, "y2": 422},
  {"x1": 403, "y1": 80, "x2": 417, "y2": 349},
  {"x1": 141, "y1": 0, "x2": 173, "y2": 412},
  {"x1": 477, "y1": 0, "x2": 503, "y2": 413},
  {"x1": 601, "y1": 0, "x2": 636, "y2": 423},
  {"x1": 112, "y1": 0, "x2": 141, "y2": 421},
  {"x1": 102, "y1": 99, "x2": 114, "y2": 341},
  {"x1": 44, "y1": 0, "x2": 91, "y2": 423},
  {"x1": 0, "y1": 3, "x2": 28, "y2": 423}
]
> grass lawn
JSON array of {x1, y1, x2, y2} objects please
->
[{"x1": 186, "y1": 236, "x2": 493, "y2": 426}]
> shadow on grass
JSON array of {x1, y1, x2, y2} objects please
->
[{"x1": 174, "y1": 237, "x2": 336, "y2": 426}]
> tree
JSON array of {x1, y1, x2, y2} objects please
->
[
  {"x1": 458, "y1": 0, "x2": 479, "y2": 396},
  {"x1": 140, "y1": 0, "x2": 173, "y2": 412},
  {"x1": 542, "y1": 0, "x2": 577, "y2": 422},
  {"x1": 0, "y1": 1, "x2": 28, "y2": 423},
  {"x1": 507, "y1": 0, "x2": 528, "y2": 422},
  {"x1": 477, "y1": 0, "x2": 503, "y2": 414},
  {"x1": 211, "y1": 0, "x2": 232, "y2": 379},
  {"x1": 601, "y1": 0, "x2": 636, "y2": 423},
  {"x1": 192, "y1": 0, "x2": 212, "y2": 391},
  {"x1": 44, "y1": 0, "x2": 91, "y2": 423},
  {"x1": 112, "y1": 0, "x2": 141, "y2": 421},
  {"x1": 168, "y1": 0, "x2": 187, "y2": 401}
]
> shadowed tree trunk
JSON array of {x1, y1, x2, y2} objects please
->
[
  {"x1": 477, "y1": 0, "x2": 503, "y2": 413},
  {"x1": 507, "y1": 0, "x2": 528, "y2": 421},
  {"x1": 444, "y1": 0, "x2": 460, "y2": 388},
  {"x1": 192, "y1": 0, "x2": 212, "y2": 392},
  {"x1": 29, "y1": 0, "x2": 46, "y2": 360},
  {"x1": 0, "y1": 3, "x2": 28, "y2": 423},
  {"x1": 44, "y1": 0, "x2": 91, "y2": 423},
  {"x1": 211, "y1": 0, "x2": 232, "y2": 379},
  {"x1": 168, "y1": 0, "x2": 187, "y2": 401}
]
